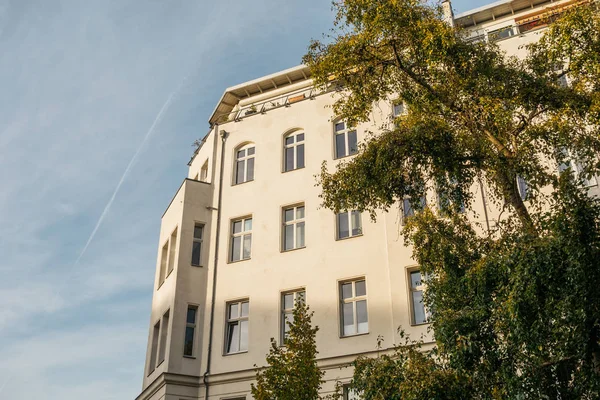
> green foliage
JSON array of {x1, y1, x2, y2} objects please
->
[
  {"x1": 305, "y1": 0, "x2": 600, "y2": 398},
  {"x1": 251, "y1": 302, "x2": 325, "y2": 400}
]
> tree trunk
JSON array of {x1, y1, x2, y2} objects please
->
[{"x1": 493, "y1": 168, "x2": 537, "y2": 235}]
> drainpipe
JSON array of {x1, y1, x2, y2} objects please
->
[{"x1": 203, "y1": 124, "x2": 228, "y2": 399}]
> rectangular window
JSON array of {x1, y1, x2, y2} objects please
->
[
  {"x1": 340, "y1": 279, "x2": 368, "y2": 337},
  {"x1": 159, "y1": 242, "x2": 168, "y2": 286},
  {"x1": 167, "y1": 227, "x2": 178, "y2": 275},
  {"x1": 516, "y1": 175, "x2": 528, "y2": 201},
  {"x1": 343, "y1": 384, "x2": 360, "y2": 400},
  {"x1": 148, "y1": 321, "x2": 160, "y2": 375},
  {"x1": 283, "y1": 205, "x2": 305, "y2": 251},
  {"x1": 284, "y1": 132, "x2": 305, "y2": 172},
  {"x1": 488, "y1": 26, "x2": 514, "y2": 42},
  {"x1": 235, "y1": 146, "x2": 255, "y2": 184},
  {"x1": 225, "y1": 300, "x2": 249, "y2": 354},
  {"x1": 336, "y1": 211, "x2": 362, "y2": 239},
  {"x1": 230, "y1": 217, "x2": 252, "y2": 262},
  {"x1": 402, "y1": 197, "x2": 426, "y2": 224},
  {"x1": 334, "y1": 121, "x2": 358, "y2": 159},
  {"x1": 191, "y1": 224, "x2": 204, "y2": 266},
  {"x1": 184, "y1": 305, "x2": 198, "y2": 357},
  {"x1": 281, "y1": 290, "x2": 305, "y2": 343},
  {"x1": 200, "y1": 160, "x2": 209, "y2": 182},
  {"x1": 409, "y1": 270, "x2": 429, "y2": 325},
  {"x1": 158, "y1": 310, "x2": 170, "y2": 364},
  {"x1": 558, "y1": 148, "x2": 598, "y2": 188}
]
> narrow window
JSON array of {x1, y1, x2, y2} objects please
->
[
  {"x1": 158, "y1": 310, "x2": 170, "y2": 364},
  {"x1": 225, "y1": 300, "x2": 249, "y2": 354},
  {"x1": 191, "y1": 224, "x2": 204, "y2": 266},
  {"x1": 283, "y1": 205, "x2": 305, "y2": 251},
  {"x1": 516, "y1": 176, "x2": 528, "y2": 201},
  {"x1": 409, "y1": 270, "x2": 429, "y2": 325},
  {"x1": 234, "y1": 145, "x2": 255, "y2": 184},
  {"x1": 167, "y1": 227, "x2": 178, "y2": 275},
  {"x1": 147, "y1": 321, "x2": 160, "y2": 375},
  {"x1": 343, "y1": 384, "x2": 360, "y2": 400},
  {"x1": 184, "y1": 305, "x2": 198, "y2": 357},
  {"x1": 284, "y1": 132, "x2": 305, "y2": 172},
  {"x1": 158, "y1": 242, "x2": 168, "y2": 286},
  {"x1": 281, "y1": 290, "x2": 305, "y2": 343},
  {"x1": 340, "y1": 279, "x2": 368, "y2": 337},
  {"x1": 200, "y1": 160, "x2": 209, "y2": 182},
  {"x1": 334, "y1": 121, "x2": 358, "y2": 159},
  {"x1": 336, "y1": 211, "x2": 362, "y2": 239},
  {"x1": 230, "y1": 217, "x2": 252, "y2": 262},
  {"x1": 392, "y1": 101, "x2": 405, "y2": 128}
]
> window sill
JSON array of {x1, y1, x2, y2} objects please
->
[
  {"x1": 232, "y1": 179, "x2": 254, "y2": 187},
  {"x1": 340, "y1": 332, "x2": 369, "y2": 339},
  {"x1": 410, "y1": 321, "x2": 431, "y2": 327},
  {"x1": 282, "y1": 166, "x2": 305, "y2": 174},
  {"x1": 336, "y1": 233, "x2": 363, "y2": 241},
  {"x1": 183, "y1": 355, "x2": 196, "y2": 359},
  {"x1": 334, "y1": 153, "x2": 358, "y2": 161},
  {"x1": 281, "y1": 246, "x2": 306, "y2": 253},
  {"x1": 223, "y1": 350, "x2": 248, "y2": 357},
  {"x1": 191, "y1": 263, "x2": 203, "y2": 267},
  {"x1": 146, "y1": 368, "x2": 155, "y2": 377},
  {"x1": 227, "y1": 257, "x2": 251, "y2": 265},
  {"x1": 156, "y1": 360, "x2": 165, "y2": 368}
]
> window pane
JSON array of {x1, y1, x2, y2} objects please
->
[
  {"x1": 410, "y1": 271, "x2": 422, "y2": 288},
  {"x1": 285, "y1": 147, "x2": 294, "y2": 171},
  {"x1": 244, "y1": 218, "x2": 252, "y2": 231},
  {"x1": 393, "y1": 102, "x2": 404, "y2": 116},
  {"x1": 348, "y1": 130, "x2": 358, "y2": 155},
  {"x1": 229, "y1": 303, "x2": 239, "y2": 319},
  {"x1": 343, "y1": 302, "x2": 355, "y2": 336},
  {"x1": 194, "y1": 225, "x2": 203, "y2": 239},
  {"x1": 236, "y1": 160, "x2": 245, "y2": 184},
  {"x1": 297, "y1": 133, "x2": 304, "y2": 142},
  {"x1": 233, "y1": 220, "x2": 242, "y2": 234},
  {"x1": 237, "y1": 149, "x2": 245, "y2": 158},
  {"x1": 357, "y1": 300, "x2": 368, "y2": 333},
  {"x1": 285, "y1": 136, "x2": 294, "y2": 145},
  {"x1": 284, "y1": 312, "x2": 293, "y2": 336},
  {"x1": 355, "y1": 280, "x2": 366, "y2": 297},
  {"x1": 187, "y1": 307, "x2": 197, "y2": 324},
  {"x1": 338, "y1": 212, "x2": 349, "y2": 239},
  {"x1": 297, "y1": 144, "x2": 305, "y2": 169},
  {"x1": 351, "y1": 211, "x2": 362, "y2": 236},
  {"x1": 335, "y1": 133, "x2": 346, "y2": 158},
  {"x1": 296, "y1": 222, "x2": 305, "y2": 248},
  {"x1": 403, "y1": 199, "x2": 414, "y2": 218},
  {"x1": 284, "y1": 208, "x2": 294, "y2": 222},
  {"x1": 246, "y1": 157, "x2": 254, "y2": 181},
  {"x1": 247, "y1": 146, "x2": 255, "y2": 155},
  {"x1": 284, "y1": 293, "x2": 294, "y2": 310},
  {"x1": 412, "y1": 291, "x2": 426, "y2": 324},
  {"x1": 241, "y1": 301, "x2": 249, "y2": 317},
  {"x1": 285, "y1": 224, "x2": 294, "y2": 250},
  {"x1": 296, "y1": 206, "x2": 305, "y2": 219},
  {"x1": 341, "y1": 283, "x2": 353, "y2": 300},
  {"x1": 335, "y1": 122, "x2": 345, "y2": 131},
  {"x1": 227, "y1": 322, "x2": 240, "y2": 353},
  {"x1": 297, "y1": 291, "x2": 305, "y2": 303},
  {"x1": 184, "y1": 326, "x2": 194, "y2": 356},
  {"x1": 243, "y1": 234, "x2": 252, "y2": 259},
  {"x1": 231, "y1": 236, "x2": 241, "y2": 262},
  {"x1": 191, "y1": 241, "x2": 201, "y2": 266},
  {"x1": 240, "y1": 320, "x2": 249, "y2": 351}
]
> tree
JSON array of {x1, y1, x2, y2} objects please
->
[
  {"x1": 303, "y1": 0, "x2": 600, "y2": 398},
  {"x1": 251, "y1": 301, "x2": 325, "y2": 400}
]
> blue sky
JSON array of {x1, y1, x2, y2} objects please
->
[{"x1": 0, "y1": 0, "x2": 490, "y2": 398}]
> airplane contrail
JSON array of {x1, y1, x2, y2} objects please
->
[{"x1": 73, "y1": 79, "x2": 187, "y2": 266}]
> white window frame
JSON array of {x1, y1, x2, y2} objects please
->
[
  {"x1": 282, "y1": 204, "x2": 306, "y2": 251},
  {"x1": 408, "y1": 268, "x2": 430, "y2": 325},
  {"x1": 191, "y1": 223, "x2": 204, "y2": 266},
  {"x1": 336, "y1": 210, "x2": 362, "y2": 240},
  {"x1": 157, "y1": 309, "x2": 170, "y2": 365},
  {"x1": 158, "y1": 242, "x2": 168, "y2": 287},
  {"x1": 559, "y1": 148, "x2": 598, "y2": 188},
  {"x1": 334, "y1": 121, "x2": 358, "y2": 159},
  {"x1": 339, "y1": 278, "x2": 369, "y2": 337},
  {"x1": 343, "y1": 384, "x2": 361, "y2": 400},
  {"x1": 224, "y1": 300, "x2": 249, "y2": 355},
  {"x1": 283, "y1": 131, "x2": 305, "y2": 172},
  {"x1": 230, "y1": 217, "x2": 252, "y2": 262},
  {"x1": 280, "y1": 289, "x2": 306, "y2": 344},
  {"x1": 183, "y1": 305, "x2": 198, "y2": 357},
  {"x1": 167, "y1": 227, "x2": 178, "y2": 276},
  {"x1": 234, "y1": 144, "x2": 255, "y2": 185}
]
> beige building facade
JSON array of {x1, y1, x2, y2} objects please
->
[{"x1": 136, "y1": 1, "x2": 599, "y2": 399}]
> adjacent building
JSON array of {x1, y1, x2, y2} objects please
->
[{"x1": 136, "y1": 1, "x2": 598, "y2": 399}]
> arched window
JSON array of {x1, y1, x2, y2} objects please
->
[
  {"x1": 334, "y1": 120, "x2": 357, "y2": 159},
  {"x1": 283, "y1": 131, "x2": 305, "y2": 172},
  {"x1": 234, "y1": 143, "x2": 255, "y2": 185}
]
